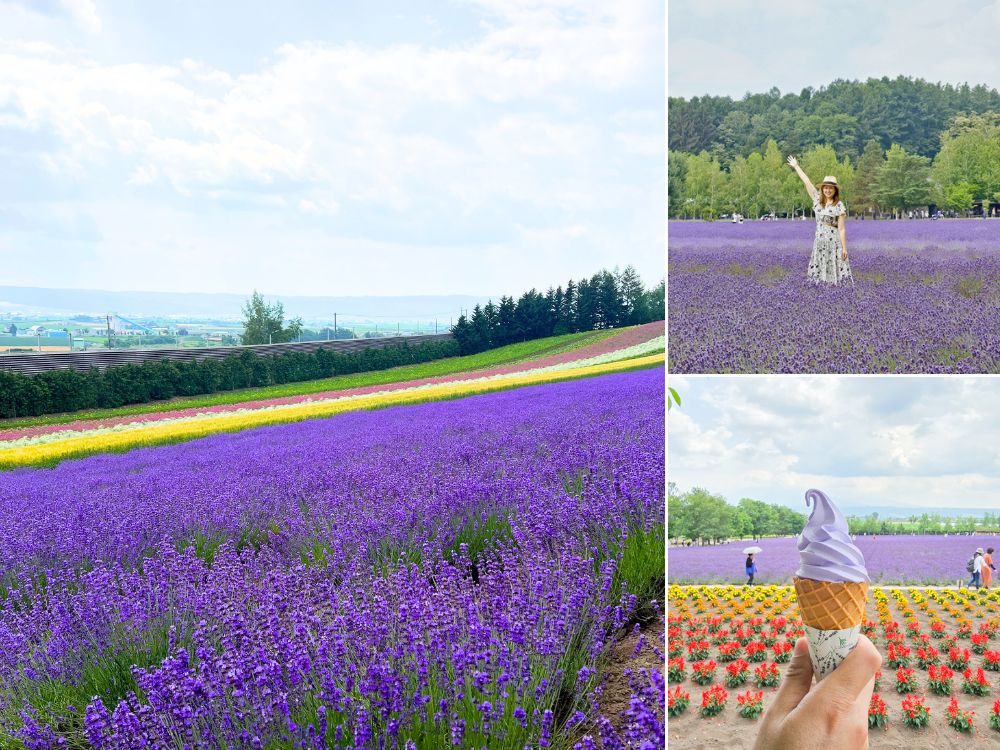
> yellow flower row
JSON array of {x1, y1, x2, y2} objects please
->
[
  {"x1": 670, "y1": 582, "x2": 1000, "y2": 629},
  {"x1": 0, "y1": 353, "x2": 664, "y2": 469}
]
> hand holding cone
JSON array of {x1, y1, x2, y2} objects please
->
[{"x1": 794, "y1": 489, "x2": 870, "y2": 680}]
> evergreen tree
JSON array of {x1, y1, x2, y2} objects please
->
[
  {"x1": 514, "y1": 290, "x2": 549, "y2": 341},
  {"x1": 469, "y1": 305, "x2": 490, "y2": 352},
  {"x1": 594, "y1": 271, "x2": 622, "y2": 328},
  {"x1": 483, "y1": 301, "x2": 500, "y2": 348},
  {"x1": 575, "y1": 278, "x2": 598, "y2": 331},
  {"x1": 556, "y1": 280, "x2": 577, "y2": 334},
  {"x1": 496, "y1": 296, "x2": 517, "y2": 346},
  {"x1": 450, "y1": 314, "x2": 473, "y2": 354},
  {"x1": 617, "y1": 266, "x2": 645, "y2": 326}
]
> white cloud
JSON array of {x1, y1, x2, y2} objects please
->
[
  {"x1": 669, "y1": 377, "x2": 1000, "y2": 510},
  {"x1": 58, "y1": 0, "x2": 99, "y2": 34},
  {"x1": 0, "y1": 0, "x2": 662, "y2": 296}
]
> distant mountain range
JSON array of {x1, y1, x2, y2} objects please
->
[{"x1": 0, "y1": 286, "x2": 495, "y2": 322}]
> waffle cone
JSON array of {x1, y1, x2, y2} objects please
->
[{"x1": 793, "y1": 577, "x2": 868, "y2": 630}]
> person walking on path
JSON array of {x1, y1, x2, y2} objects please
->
[
  {"x1": 787, "y1": 156, "x2": 853, "y2": 285},
  {"x1": 746, "y1": 553, "x2": 757, "y2": 586},
  {"x1": 968, "y1": 548, "x2": 985, "y2": 588},
  {"x1": 983, "y1": 548, "x2": 996, "y2": 589}
]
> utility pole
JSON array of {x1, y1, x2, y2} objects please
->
[
  {"x1": 334, "y1": 313, "x2": 337, "y2": 339},
  {"x1": 435, "y1": 319, "x2": 438, "y2": 334}
]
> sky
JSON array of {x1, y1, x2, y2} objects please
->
[
  {"x1": 0, "y1": 0, "x2": 663, "y2": 298},
  {"x1": 668, "y1": 0, "x2": 1000, "y2": 99},
  {"x1": 667, "y1": 376, "x2": 1000, "y2": 512}
]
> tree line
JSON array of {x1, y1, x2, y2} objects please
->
[
  {"x1": 450, "y1": 267, "x2": 664, "y2": 355},
  {"x1": 670, "y1": 112, "x2": 1000, "y2": 220},
  {"x1": 670, "y1": 79, "x2": 1000, "y2": 220},
  {"x1": 667, "y1": 485, "x2": 807, "y2": 545},
  {"x1": 669, "y1": 76, "x2": 1000, "y2": 163},
  {"x1": 0, "y1": 339, "x2": 458, "y2": 419},
  {"x1": 848, "y1": 511, "x2": 1000, "y2": 536}
]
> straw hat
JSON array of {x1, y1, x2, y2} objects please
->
[
  {"x1": 977, "y1": 547, "x2": 985, "y2": 554},
  {"x1": 817, "y1": 176, "x2": 839, "y2": 188}
]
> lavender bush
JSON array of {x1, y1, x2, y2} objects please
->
[
  {"x1": 668, "y1": 220, "x2": 1000, "y2": 373},
  {"x1": 669, "y1": 533, "x2": 1000, "y2": 585},
  {"x1": 0, "y1": 368, "x2": 665, "y2": 749}
]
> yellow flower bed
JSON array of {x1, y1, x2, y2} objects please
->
[{"x1": 0, "y1": 353, "x2": 664, "y2": 469}]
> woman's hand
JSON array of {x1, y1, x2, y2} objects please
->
[
  {"x1": 842, "y1": 247, "x2": 848, "y2": 261},
  {"x1": 754, "y1": 636, "x2": 881, "y2": 750},
  {"x1": 787, "y1": 155, "x2": 798, "y2": 168}
]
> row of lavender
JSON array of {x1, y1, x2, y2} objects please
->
[
  {"x1": 669, "y1": 533, "x2": 999, "y2": 585},
  {"x1": 0, "y1": 369, "x2": 665, "y2": 749},
  {"x1": 668, "y1": 221, "x2": 1000, "y2": 373}
]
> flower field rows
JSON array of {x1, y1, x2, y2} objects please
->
[
  {"x1": 0, "y1": 368, "x2": 665, "y2": 748},
  {"x1": 0, "y1": 323, "x2": 662, "y2": 440},
  {"x1": 668, "y1": 221, "x2": 1000, "y2": 373},
  {"x1": 668, "y1": 583, "x2": 1000, "y2": 748},
  {"x1": 0, "y1": 335, "x2": 663, "y2": 469}
]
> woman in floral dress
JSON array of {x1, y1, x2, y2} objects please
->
[{"x1": 787, "y1": 156, "x2": 853, "y2": 284}]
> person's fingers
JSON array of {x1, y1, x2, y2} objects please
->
[
  {"x1": 768, "y1": 637, "x2": 814, "y2": 717},
  {"x1": 805, "y1": 635, "x2": 881, "y2": 713}
]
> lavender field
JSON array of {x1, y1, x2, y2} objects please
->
[
  {"x1": 669, "y1": 533, "x2": 1000, "y2": 585},
  {"x1": 668, "y1": 220, "x2": 1000, "y2": 373},
  {"x1": 0, "y1": 369, "x2": 665, "y2": 749}
]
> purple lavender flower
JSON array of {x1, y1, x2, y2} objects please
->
[{"x1": 669, "y1": 220, "x2": 1000, "y2": 373}]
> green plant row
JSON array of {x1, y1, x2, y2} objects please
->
[{"x1": 0, "y1": 330, "x2": 622, "y2": 427}]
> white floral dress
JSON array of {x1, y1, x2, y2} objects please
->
[{"x1": 807, "y1": 196, "x2": 853, "y2": 284}]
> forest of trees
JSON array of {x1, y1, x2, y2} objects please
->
[
  {"x1": 667, "y1": 485, "x2": 807, "y2": 544},
  {"x1": 450, "y1": 266, "x2": 664, "y2": 355},
  {"x1": 669, "y1": 77, "x2": 1000, "y2": 219}
]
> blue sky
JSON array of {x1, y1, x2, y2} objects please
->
[
  {"x1": 0, "y1": 0, "x2": 663, "y2": 296},
  {"x1": 668, "y1": 376, "x2": 1000, "y2": 511},
  {"x1": 669, "y1": 0, "x2": 1000, "y2": 99}
]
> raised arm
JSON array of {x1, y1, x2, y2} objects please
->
[{"x1": 786, "y1": 156, "x2": 817, "y2": 200}]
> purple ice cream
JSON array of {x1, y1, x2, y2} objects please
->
[{"x1": 795, "y1": 488, "x2": 869, "y2": 584}]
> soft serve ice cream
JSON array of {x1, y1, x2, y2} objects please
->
[
  {"x1": 793, "y1": 488, "x2": 870, "y2": 680},
  {"x1": 796, "y1": 488, "x2": 869, "y2": 584}
]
